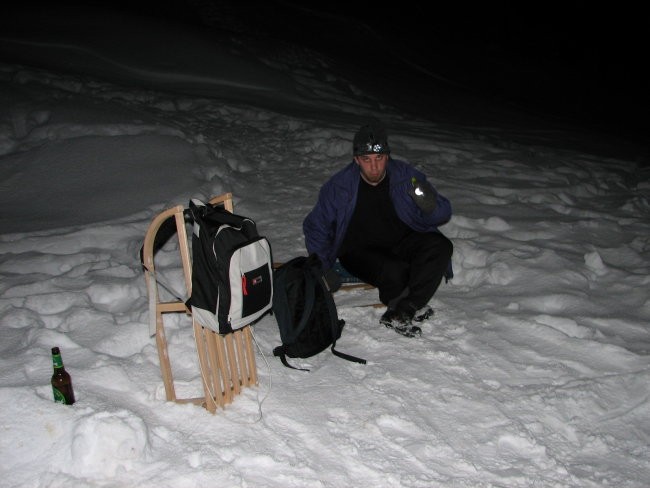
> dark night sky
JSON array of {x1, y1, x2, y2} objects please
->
[
  {"x1": 5, "y1": 1, "x2": 648, "y2": 146},
  {"x1": 154, "y1": 0, "x2": 648, "y2": 143}
]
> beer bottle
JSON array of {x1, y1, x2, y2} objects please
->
[{"x1": 51, "y1": 347, "x2": 75, "y2": 405}]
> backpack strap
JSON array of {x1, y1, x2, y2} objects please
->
[
  {"x1": 314, "y1": 270, "x2": 367, "y2": 366},
  {"x1": 275, "y1": 262, "x2": 316, "y2": 343},
  {"x1": 294, "y1": 268, "x2": 317, "y2": 338},
  {"x1": 331, "y1": 342, "x2": 367, "y2": 365},
  {"x1": 273, "y1": 347, "x2": 310, "y2": 372}
]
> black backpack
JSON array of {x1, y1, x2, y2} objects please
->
[
  {"x1": 272, "y1": 254, "x2": 366, "y2": 371},
  {"x1": 187, "y1": 199, "x2": 273, "y2": 334}
]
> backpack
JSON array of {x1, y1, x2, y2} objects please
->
[
  {"x1": 187, "y1": 199, "x2": 273, "y2": 334},
  {"x1": 272, "y1": 254, "x2": 366, "y2": 371}
]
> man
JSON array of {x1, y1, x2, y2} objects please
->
[{"x1": 303, "y1": 122, "x2": 453, "y2": 337}]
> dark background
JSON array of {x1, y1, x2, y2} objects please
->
[
  {"x1": 5, "y1": 0, "x2": 648, "y2": 149},
  {"x1": 139, "y1": 1, "x2": 649, "y2": 144}
]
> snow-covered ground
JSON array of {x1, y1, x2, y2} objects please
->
[{"x1": 1, "y1": 5, "x2": 649, "y2": 488}]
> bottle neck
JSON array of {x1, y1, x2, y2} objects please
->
[{"x1": 52, "y1": 354, "x2": 64, "y2": 369}]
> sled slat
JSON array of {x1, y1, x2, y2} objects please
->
[
  {"x1": 224, "y1": 334, "x2": 240, "y2": 397},
  {"x1": 234, "y1": 330, "x2": 250, "y2": 387},
  {"x1": 244, "y1": 326, "x2": 257, "y2": 385},
  {"x1": 214, "y1": 332, "x2": 232, "y2": 405},
  {"x1": 158, "y1": 301, "x2": 188, "y2": 313}
]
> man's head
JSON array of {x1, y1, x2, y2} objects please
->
[{"x1": 353, "y1": 122, "x2": 390, "y2": 185}]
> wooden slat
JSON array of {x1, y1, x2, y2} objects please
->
[
  {"x1": 157, "y1": 301, "x2": 188, "y2": 313},
  {"x1": 224, "y1": 333, "x2": 240, "y2": 397},
  {"x1": 194, "y1": 322, "x2": 218, "y2": 413},
  {"x1": 206, "y1": 327, "x2": 226, "y2": 410},
  {"x1": 155, "y1": 310, "x2": 175, "y2": 402},
  {"x1": 214, "y1": 332, "x2": 232, "y2": 405},
  {"x1": 234, "y1": 330, "x2": 248, "y2": 387},
  {"x1": 244, "y1": 326, "x2": 257, "y2": 385}
]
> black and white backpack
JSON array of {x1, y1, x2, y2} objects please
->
[{"x1": 187, "y1": 199, "x2": 273, "y2": 334}]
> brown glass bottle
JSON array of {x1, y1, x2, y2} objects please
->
[{"x1": 51, "y1": 347, "x2": 75, "y2": 405}]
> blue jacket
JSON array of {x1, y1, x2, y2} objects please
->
[{"x1": 303, "y1": 157, "x2": 453, "y2": 278}]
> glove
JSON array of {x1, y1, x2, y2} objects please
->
[
  {"x1": 323, "y1": 267, "x2": 342, "y2": 293},
  {"x1": 408, "y1": 177, "x2": 437, "y2": 214}
]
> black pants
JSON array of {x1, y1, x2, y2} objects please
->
[{"x1": 339, "y1": 232, "x2": 453, "y2": 309}]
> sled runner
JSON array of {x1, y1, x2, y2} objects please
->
[{"x1": 142, "y1": 193, "x2": 259, "y2": 413}]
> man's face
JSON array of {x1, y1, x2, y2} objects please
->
[{"x1": 355, "y1": 153, "x2": 388, "y2": 185}]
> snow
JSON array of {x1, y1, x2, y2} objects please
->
[{"x1": 1, "y1": 5, "x2": 649, "y2": 488}]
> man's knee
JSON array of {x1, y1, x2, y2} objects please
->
[
  {"x1": 440, "y1": 234, "x2": 453, "y2": 260},
  {"x1": 379, "y1": 259, "x2": 409, "y2": 287},
  {"x1": 422, "y1": 232, "x2": 453, "y2": 261}
]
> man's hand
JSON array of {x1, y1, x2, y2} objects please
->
[
  {"x1": 323, "y1": 267, "x2": 342, "y2": 292},
  {"x1": 408, "y1": 177, "x2": 437, "y2": 214}
]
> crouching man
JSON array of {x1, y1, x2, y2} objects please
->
[{"x1": 303, "y1": 121, "x2": 453, "y2": 337}]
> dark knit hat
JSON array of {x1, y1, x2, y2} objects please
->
[{"x1": 353, "y1": 123, "x2": 390, "y2": 156}]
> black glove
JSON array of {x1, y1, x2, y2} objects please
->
[
  {"x1": 408, "y1": 177, "x2": 437, "y2": 214},
  {"x1": 323, "y1": 267, "x2": 342, "y2": 293}
]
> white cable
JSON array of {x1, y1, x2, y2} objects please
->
[{"x1": 247, "y1": 326, "x2": 272, "y2": 423}]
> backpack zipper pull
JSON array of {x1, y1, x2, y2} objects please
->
[{"x1": 242, "y1": 274, "x2": 248, "y2": 295}]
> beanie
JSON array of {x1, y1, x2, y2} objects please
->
[{"x1": 353, "y1": 123, "x2": 390, "y2": 156}]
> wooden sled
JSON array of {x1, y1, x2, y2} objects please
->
[{"x1": 142, "y1": 193, "x2": 257, "y2": 413}]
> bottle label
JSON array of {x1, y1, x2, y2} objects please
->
[
  {"x1": 52, "y1": 387, "x2": 67, "y2": 404},
  {"x1": 52, "y1": 355, "x2": 63, "y2": 369}
]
